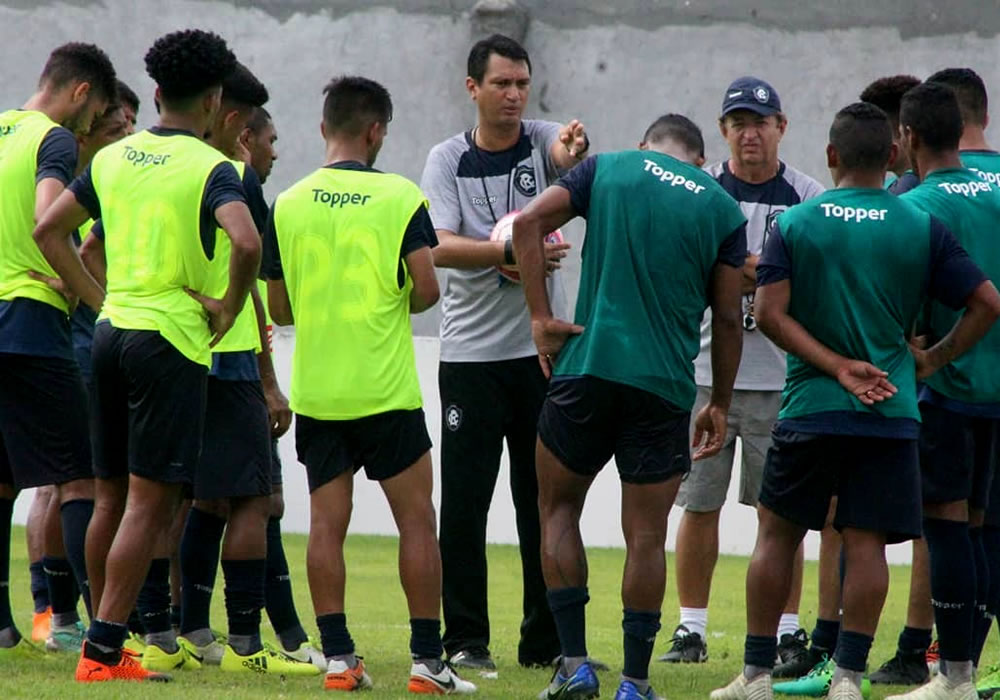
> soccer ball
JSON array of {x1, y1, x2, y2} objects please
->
[{"x1": 489, "y1": 210, "x2": 564, "y2": 284}]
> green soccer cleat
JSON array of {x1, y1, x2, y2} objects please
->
[
  {"x1": 977, "y1": 664, "x2": 1000, "y2": 698},
  {"x1": 773, "y1": 657, "x2": 871, "y2": 699}
]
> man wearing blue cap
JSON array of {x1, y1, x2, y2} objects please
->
[{"x1": 666, "y1": 77, "x2": 826, "y2": 672}]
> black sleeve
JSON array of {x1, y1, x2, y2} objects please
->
[
  {"x1": 241, "y1": 166, "x2": 269, "y2": 232},
  {"x1": 67, "y1": 164, "x2": 102, "y2": 220},
  {"x1": 36, "y1": 127, "x2": 78, "y2": 185},
  {"x1": 926, "y1": 216, "x2": 987, "y2": 309},
  {"x1": 756, "y1": 221, "x2": 792, "y2": 286},
  {"x1": 400, "y1": 204, "x2": 439, "y2": 258},
  {"x1": 261, "y1": 205, "x2": 282, "y2": 280},
  {"x1": 203, "y1": 161, "x2": 247, "y2": 225},
  {"x1": 716, "y1": 222, "x2": 748, "y2": 268},
  {"x1": 554, "y1": 154, "x2": 597, "y2": 217},
  {"x1": 91, "y1": 219, "x2": 105, "y2": 241}
]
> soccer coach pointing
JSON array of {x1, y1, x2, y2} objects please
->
[{"x1": 420, "y1": 33, "x2": 590, "y2": 671}]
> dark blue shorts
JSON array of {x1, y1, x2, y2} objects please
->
[
  {"x1": 919, "y1": 401, "x2": 997, "y2": 511},
  {"x1": 759, "y1": 427, "x2": 922, "y2": 544},
  {"x1": 537, "y1": 376, "x2": 691, "y2": 485}
]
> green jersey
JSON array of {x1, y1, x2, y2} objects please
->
[
  {"x1": 902, "y1": 167, "x2": 1000, "y2": 412},
  {"x1": 758, "y1": 187, "x2": 984, "y2": 436},
  {"x1": 551, "y1": 151, "x2": 747, "y2": 411}
]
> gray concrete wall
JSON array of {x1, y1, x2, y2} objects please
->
[{"x1": 5, "y1": 0, "x2": 1000, "y2": 563}]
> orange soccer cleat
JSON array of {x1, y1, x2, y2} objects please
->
[
  {"x1": 31, "y1": 607, "x2": 52, "y2": 643},
  {"x1": 75, "y1": 642, "x2": 172, "y2": 683}
]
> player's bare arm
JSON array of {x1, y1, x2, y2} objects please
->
[
  {"x1": 910, "y1": 279, "x2": 1000, "y2": 379},
  {"x1": 32, "y1": 187, "x2": 104, "y2": 312}
]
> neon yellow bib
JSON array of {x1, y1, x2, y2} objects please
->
[
  {"x1": 0, "y1": 110, "x2": 71, "y2": 313},
  {"x1": 91, "y1": 129, "x2": 230, "y2": 367},
  {"x1": 207, "y1": 160, "x2": 261, "y2": 354},
  {"x1": 273, "y1": 166, "x2": 426, "y2": 419}
]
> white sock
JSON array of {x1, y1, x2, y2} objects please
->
[
  {"x1": 679, "y1": 607, "x2": 708, "y2": 639},
  {"x1": 778, "y1": 613, "x2": 800, "y2": 639}
]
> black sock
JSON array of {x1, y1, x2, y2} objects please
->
[
  {"x1": 29, "y1": 560, "x2": 50, "y2": 613},
  {"x1": 60, "y1": 499, "x2": 94, "y2": 620},
  {"x1": 622, "y1": 609, "x2": 660, "y2": 681},
  {"x1": 137, "y1": 558, "x2": 172, "y2": 634},
  {"x1": 924, "y1": 517, "x2": 976, "y2": 662},
  {"x1": 317, "y1": 612, "x2": 354, "y2": 657},
  {"x1": 834, "y1": 630, "x2": 873, "y2": 672},
  {"x1": 171, "y1": 604, "x2": 181, "y2": 630},
  {"x1": 127, "y1": 608, "x2": 146, "y2": 636},
  {"x1": 897, "y1": 625, "x2": 932, "y2": 654},
  {"x1": 179, "y1": 507, "x2": 225, "y2": 635},
  {"x1": 0, "y1": 498, "x2": 14, "y2": 634},
  {"x1": 87, "y1": 617, "x2": 128, "y2": 651},
  {"x1": 409, "y1": 618, "x2": 443, "y2": 660},
  {"x1": 810, "y1": 618, "x2": 840, "y2": 653},
  {"x1": 971, "y1": 527, "x2": 992, "y2": 666},
  {"x1": 744, "y1": 634, "x2": 777, "y2": 670},
  {"x1": 43, "y1": 555, "x2": 78, "y2": 622},
  {"x1": 264, "y1": 517, "x2": 306, "y2": 648},
  {"x1": 547, "y1": 587, "x2": 589, "y2": 659},
  {"x1": 221, "y1": 559, "x2": 265, "y2": 642}
]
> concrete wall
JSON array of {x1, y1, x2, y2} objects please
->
[{"x1": 5, "y1": 0, "x2": 1000, "y2": 565}]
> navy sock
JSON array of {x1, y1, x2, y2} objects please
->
[
  {"x1": 410, "y1": 618, "x2": 443, "y2": 660},
  {"x1": 29, "y1": 560, "x2": 50, "y2": 613},
  {"x1": 221, "y1": 559, "x2": 265, "y2": 638},
  {"x1": 87, "y1": 618, "x2": 128, "y2": 651},
  {"x1": 137, "y1": 558, "x2": 172, "y2": 634},
  {"x1": 60, "y1": 499, "x2": 93, "y2": 620},
  {"x1": 171, "y1": 604, "x2": 181, "y2": 630},
  {"x1": 744, "y1": 634, "x2": 777, "y2": 669},
  {"x1": 43, "y1": 555, "x2": 78, "y2": 619},
  {"x1": 971, "y1": 527, "x2": 992, "y2": 666},
  {"x1": 317, "y1": 612, "x2": 354, "y2": 657},
  {"x1": 811, "y1": 618, "x2": 840, "y2": 653},
  {"x1": 0, "y1": 498, "x2": 14, "y2": 634},
  {"x1": 179, "y1": 507, "x2": 225, "y2": 634},
  {"x1": 622, "y1": 609, "x2": 660, "y2": 681},
  {"x1": 547, "y1": 587, "x2": 589, "y2": 659},
  {"x1": 127, "y1": 608, "x2": 145, "y2": 636},
  {"x1": 264, "y1": 517, "x2": 305, "y2": 647},
  {"x1": 834, "y1": 630, "x2": 873, "y2": 672},
  {"x1": 924, "y1": 517, "x2": 976, "y2": 661},
  {"x1": 898, "y1": 625, "x2": 932, "y2": 654}
]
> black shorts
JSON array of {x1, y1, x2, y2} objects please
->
[
  {"x1": 296, "y1": 409, "x2": 432, "y2": 492},
  {"x1": 537, "y1": 376, "x2": 691, "y2": 485},
  {"x1": 91, "y1": 322, "x2": 207, "y2": 484},
  {"x1": 270, "y1": 438, "x2": 282, "y2": 487},
  {"x1": 0, "y1": 353, "x2": 92, "y2": 489},
  {"x1": 919, "y1": 401, "x2": 997, "y2": 510},
  {"x1": 194, "y1": 378, "x2": 271, "y2": 500},
  {"x1": 759, "y1": 427, "x2": 922, "y2": 544}
]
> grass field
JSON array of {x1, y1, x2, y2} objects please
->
[{"x1": 2, "y1": 525, "x2": 995, "y2": 699}]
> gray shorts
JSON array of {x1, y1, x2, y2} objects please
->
[{"x1": 676, "y1": 387, "x2": 781, "y2": 512}]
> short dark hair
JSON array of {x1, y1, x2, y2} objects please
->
[
  {"x1": 859, "y1": 75, "x2": 921, "y2": 125},
  {"x1": 642, "y1": 114, "x2": 705, "y2": 158},
  {"x1": 829, "y1": 102, "x2": 893, "y2": 171},
  {"x1": 116, "y1": 79, "x2": 140, "y2": 113},
  {"x1": 467, "y1": 34, "x2": 531, "y2": 84},
  {"x1": 40, "y1": 42, "x2": 117, "y2": 102},
  {"x1": 245, "y1": 106, "x2": 272, "y2": 134},
  {"x1": 926, "y1": 67, "x2": 988, "y2": 127},
  {"x1": 223, "y1": 62, "x2": 269, "y2": 109},
  {"x1": 900, "y1": 82, "x2": 964, "y2": 152},
  {"x1": 144, "y1": 29, "x2": 236, "y2": 103},
  {"x1": 322, "y1": 76, "x2": 392, "y2": 136}
]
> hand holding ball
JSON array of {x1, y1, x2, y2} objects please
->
[{"x1": 489, "y1": 211, "x2": 565, "y2": 284}]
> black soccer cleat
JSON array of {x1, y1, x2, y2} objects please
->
[{"x1": 656, "y1": 625, "x2": 708, "y2": 663}]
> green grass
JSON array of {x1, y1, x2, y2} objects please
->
[{"x1": 1, "y1": 525, "x2": 993, "y2": 698}]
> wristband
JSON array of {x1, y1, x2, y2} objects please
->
[{"x1": 504, "y1": 238, "x2": 515, "y2": 265}]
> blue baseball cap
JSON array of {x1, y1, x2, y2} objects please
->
[{"x1": 721, "y1": 76, "x2": 782, "y2": 117}]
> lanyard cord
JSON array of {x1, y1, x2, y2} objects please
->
[{"x1": 471, "y1": 126, "x2": 515, "y2": 225}]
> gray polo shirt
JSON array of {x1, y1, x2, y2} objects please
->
[
  {"x1": 421, "y1": 119, "x2": 569, "y2": 362},
  {"x1": 694, "y1": 160, "x2": 825, "y2": 391}
]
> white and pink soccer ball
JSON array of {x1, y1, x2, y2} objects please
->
[{"x1": 488, "y1": 210, "x2": 564, "y2": 284}]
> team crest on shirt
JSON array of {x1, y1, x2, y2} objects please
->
[
  {"x1": 445, "y1": 404, "x2": 463, "y2": 432},
  {"x1": 763, "y1": 208, "x2": 785, "y2": 247},
  {"x1": 754, "y1": 86, "x2": 770, "y2": 103},
  {"x1": 513, "y1": 164, "x2": 537, "y2": 197}
]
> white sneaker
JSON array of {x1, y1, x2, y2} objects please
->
[
  {"x1": 178, "y1": 636, "x2": 225, "y2": 665},
  {"x1": 408, "y1": 660, "x2": 477, "y2": 694},
  {"x1": 827, "y1": 677, "x2": 865, "y2": 700},
  {"x1": 885, "y1": 673, "x2": 977, "y2": 700},
  {"x1": 710, "y1": 673, "x2": 773, "y2": 700},
  {"x1": 280, "y1": 642, "x2": 326, "y2": 672}
]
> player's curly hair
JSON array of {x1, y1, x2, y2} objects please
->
[
  {"x1": 144, "y1": 29, "x2": 236, "y2": 103},
  {"x1": 40, "y1": 43, "x2": 117, "y2": 102},
  {"x1": 859, "y1": 75, "x2": 921, "y2": 123},
  {"x1": 223, "y1": 62, "x2": 269, "y2": 109}
]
